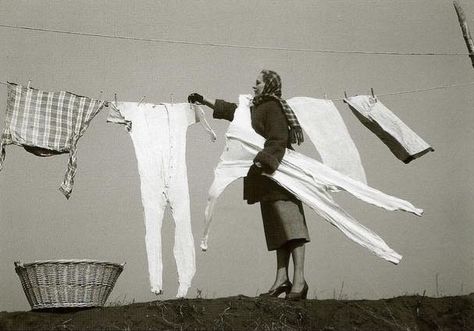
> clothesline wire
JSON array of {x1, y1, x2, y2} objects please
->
[
  {"x1": 0, "y1": 23, "x2": 469, "y2": 56},
  {"x1": 0, "y1": 81, "x2": 474, "y2": 101},
  {"x1": 331, "y1": 81, "x2": 474, "y2": 101},
  {"x1": 0, "y1": 80, "x2": 473, "y2": 100}
]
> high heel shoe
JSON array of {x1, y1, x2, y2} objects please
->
[
  {"x1": 259, "y1": 280, "x2": 292, "y2": 298},
  {"x1": 286, "y1": 282, "x2": 308, "y2": 301}
]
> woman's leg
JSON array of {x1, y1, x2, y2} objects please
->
[
  {"x1": 269, "y1": 246, "x2": 291, "y2": 290},
  {"x1": 288, "y1": 240, "x2": 306, "y2": 292}
]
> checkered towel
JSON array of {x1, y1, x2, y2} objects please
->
[{"x1": 0, "y1": 82, "x2": 106, "y2": 198}]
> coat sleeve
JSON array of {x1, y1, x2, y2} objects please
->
[
  {"x1": 253, "y1": 102, "x2": 289, "y2": 174},
  {"x1": 213, "y1": 99, "x2": 237, "y2": 121}
]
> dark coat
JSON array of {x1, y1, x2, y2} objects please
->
[{"x1": 213, "y1": 99, "x2": 296, "y2": 204}]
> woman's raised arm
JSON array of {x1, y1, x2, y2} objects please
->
[{"x1": 188, "y1": 93, "x2": 216, "y2": 110}]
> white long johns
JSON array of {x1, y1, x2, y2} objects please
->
[
  {"x1": 108, "y1": 102, "x2": 215, "y2": 297},
  {"x1": 202, "y1": 95, "x2": 423, "y2": 264}
]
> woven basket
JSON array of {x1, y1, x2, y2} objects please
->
[{"x1": 14, "y1": 259, "x2": 125, "y2": 310}]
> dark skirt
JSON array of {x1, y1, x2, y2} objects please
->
[{"x1": 260, "y1": 199, "x2": 310, "y2": 251}]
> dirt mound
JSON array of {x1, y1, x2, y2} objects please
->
[{"x1": 0, "y1": 294, "x2": 472, "y2": 330}]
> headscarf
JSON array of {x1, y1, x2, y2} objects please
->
[{"x1": 252, "y1": 70, "x2": 304, "y2": 145}]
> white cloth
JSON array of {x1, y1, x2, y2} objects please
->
[
  {"x1": 288, "y1": 97, "x2": 366, "y2": 183},
  {"x1": 108, "y1": 102, "x2": 215, "y2": 297},
  {"x1": 344, "y1": 95, "x2": 434, "y2": 163},
  {"x1": 201, "y1": 95, "x2": 423, "y2": 264}
]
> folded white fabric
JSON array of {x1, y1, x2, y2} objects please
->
[{"x1": 344, "y1": 95, "x2": 434, "y2": 163}]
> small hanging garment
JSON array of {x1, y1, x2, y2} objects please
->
[
  {"x1": 0, "y1": 83, "x2": 106, "y2": 198},
  {"x1": 344, "y1": 95, "x2": 434, "y2": 163},
  {"x1": 108, "y1": 101, "x2": 216, "y2": 297}
]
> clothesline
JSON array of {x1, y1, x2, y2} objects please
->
[
  {"x1": 1, "y1": 80, "x2": 473, "y2": 100},
  {"x1": 331, "y1": 81, "x2": 474, "y2": 101},
  {"x1": 0, "y1": 23, "x2": 469, "y2": 56}
]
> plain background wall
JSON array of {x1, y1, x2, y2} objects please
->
[{"x1": 0, "y1": 0, "x2": 473, "y2": 311}]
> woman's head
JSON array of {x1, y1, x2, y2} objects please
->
[
  {"x1": 253, "y1": 69, "x2": 282, "y2": 97},
  {"x1": 251, "y1": 69, "x2": 304, "y2": 145}
]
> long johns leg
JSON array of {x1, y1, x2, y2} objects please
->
[
  {"x1": 202, "y1": 161, "x2": 249, "y2": 250},
  {"x1": 142, "y1": 191, "x2": 167, "y2": 295},
  {"x1": 169, "y1": 180, "x2": 196, "y2": 298}
]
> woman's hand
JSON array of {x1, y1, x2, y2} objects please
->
[
  {"x1": 188, "y1": 93, "x2": 217, "y2": 110},
  {"x1": 188, "y1": 93, "x2": 204, "y2": 104},
  {"x1": 247, "y1": 162, "x2": 263, "y2": 177}
]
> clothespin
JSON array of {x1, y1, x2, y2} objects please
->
[
  {"x1": 137, "y1": 96, "x2": 146, "y2": 106},
  {"x1": 27, "y1": 80, "x2": 31, "y2": 89},
  {"x1": 114, "y1": 93, "x2": 117, "y2": 106},
  {"x1": 343, "y1": 91, "x2": 348, "y2": 103},
  {"x1": 371, "y1": 88, "x2": 375, "y2": 98}
]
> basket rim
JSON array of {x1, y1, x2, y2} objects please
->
[{"x1": 15, "y1": 259, "x2": 125, "y2": 268}]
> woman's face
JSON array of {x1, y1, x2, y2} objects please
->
[{"x1": 253, "y1": 73, "x2": 265, "y2": 97}]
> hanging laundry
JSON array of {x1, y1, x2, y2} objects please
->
[
  {"x1": 201, "y1": 95, "x2": 423, "y2": 264},
  {"x1": 288, "y1": 97, "x2": 366, "y2": 184},
  {"x1": 107, "y1": 101, "x2": 216, "y2": 298},
  {"x1": 344, "y1": 95, "x2": 434, "y2": 163},
  {"x1": 0, "y1": 82, "x2": 106, "y2": 198}
]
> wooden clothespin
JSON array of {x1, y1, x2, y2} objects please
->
[
  {"x1": 343, "y1": 91, "x2": 348, "y2": 103},
  {"x1": 370, "y1": 88, "x2": 375, "y2": 97},
  {"x1": 114, "y1": 93, "x2": 118, "y2": 106},
  {"x1": 27, "y1": 80, "x2": 31, "y2": 89},
  {"x1": 137, "y1": 96, "x2": 146, "y2": 106}
]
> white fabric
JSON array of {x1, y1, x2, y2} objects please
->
[
  {"x1": 201, "y1": 95, "x2": 423, "y2": 264},
  {"x1": 344, "y1": 95, "x2": 434, "y2": 162},
  {"x1": 109, "y1": 102, "x2": 215, "y2": 297},
  {"x1": 288, "y1": 97, "x2": 366, "y2": 183}
]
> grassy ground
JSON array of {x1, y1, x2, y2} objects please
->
[{"x1": 0, "y1": 294, "x2": 472, "y2": 330}]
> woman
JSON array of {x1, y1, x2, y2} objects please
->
[{"x1": 188, "y1": 70, "x2": 309, "y2": 300}]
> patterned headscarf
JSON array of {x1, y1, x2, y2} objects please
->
[{"x1": 252, "y1": 70, "x2": 304, "y2": 145}]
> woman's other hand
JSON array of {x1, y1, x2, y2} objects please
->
[{"x1": 247, "y1": 163, "x2": 263, "y2": 177}]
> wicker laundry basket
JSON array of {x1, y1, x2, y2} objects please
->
[{"x1": 14, "y1": 259, "x2": 125, "y2": 310}]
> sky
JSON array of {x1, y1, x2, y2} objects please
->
[{"x1": 0, "y1": 0, "x2": 473, "y2": 312}]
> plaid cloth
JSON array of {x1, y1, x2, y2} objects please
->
[
  {"x1": 0, "y1": 82, "x2": 105, "y2": 198},
  {"x1": 252, "y1": 69, "x2": 304, "y2": 145}
]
